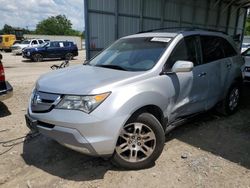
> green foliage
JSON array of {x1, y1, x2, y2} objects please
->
[
  {"x1": 245, "y1": 13, "x2": 250, "y2": 36},
  {"x1": 0, "y1": 15, "x2": 83, "y2": 37},
  {"x1": 35, "y1": 15, "x2": 81, "y2": 36},
  {"x1": 0, "y1": 24, "x2": 30, "y2": 35},
  {"x1": 2, "y1": 24, "x2": 13, "y2": 34}
]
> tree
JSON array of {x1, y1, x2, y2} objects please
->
[
  {"x1": 245, "y1": 13, "x2": 250, "y2": 35},
  {"x1": 2, "y1": 24, "x2": 14, "y2": 34},
  {"x1": 35, "y1": 15, "x2": 80, "y2": 36}
]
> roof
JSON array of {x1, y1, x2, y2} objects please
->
[
  {"x1": 122, "y1": 29, "x2": 229, "y2": 39},
  {"x1": 123, "y1": 32, "x2": 179, "y2": 39},
  {"x1": 226, "y1": 0, "x2": 250, "y2": 8}
]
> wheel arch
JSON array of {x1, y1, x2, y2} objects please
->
[{"x1": 125, "y1": 105, "x2": 167, "y2": 132}]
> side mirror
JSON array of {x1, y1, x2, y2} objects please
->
[
  {"x1": 83, "y1": 60, "x2": 89, "y2": 65},
  {"x1": 172, "y1": 60, "x2": 194, "y2": 73}
]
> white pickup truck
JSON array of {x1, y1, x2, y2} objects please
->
[{"x1": 11, "y1": 39, "x2": 46, "y2": 55}]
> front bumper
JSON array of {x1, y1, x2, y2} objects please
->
[
  {"x1": 22, "y1": 51, "x2": 32, "y2": 59},
  {"x1": 0, "y1": 81, "x2": 13, "y2": 101},
  {"x1": 12, "y1": 49, "x2": 22, "y2": 55},
  {"x1": 25, "y1": 114, "x2": 98, "y2": 155},
  {"x1": 25, "y1": 108, "x2": 128, "y2": 156}
]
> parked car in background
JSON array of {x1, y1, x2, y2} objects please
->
[
  {"x1": 0, "y1": 53, "x2": 13, "y2": 101},
  {"x1": 241, "y1": 48, "x2": 250, "y2": 81},
  {"x1": 25, "y1": 30, "x2": 243, "y2": 169},
  {"x1": 13, "y1": 40, "x2": 22, "y2": 45},
  {"x1": 22, "y1": 41, "x2": 78, "y2": 62},
  {"x1": 241, "y1": 43, "x2": 250, "y2": 53},
  {"x1": 0, "y1": 35, "x2": 16, "y2": 52},
  {"x1": 12, "y1": 39, "x2": 45, "y2": 55}
]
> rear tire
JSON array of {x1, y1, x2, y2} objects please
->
[
  {"x1": 112, "y1": 113, "x2": 165, "y2": 170},
  {"x1": 218, "y1": 83, "x2": 241, "y2": 116},
  {"x1": 32, "y1": 53, "x2": 43, "y2": 62}
]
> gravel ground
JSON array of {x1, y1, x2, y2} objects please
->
[{"x1": 0, "y1": 51, "x2": 250, "y2": 188}]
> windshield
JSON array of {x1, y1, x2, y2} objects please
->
[
  {"x1": 89, "y1": 37, "x2": 171, "y2": 71},
  {"x1": 21, "y1": 40, "x2": 30, "y2": 44}
]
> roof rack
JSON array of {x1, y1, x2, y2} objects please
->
[{"x1": 137, "y1": 27, "x2": 228, "y2": 35}]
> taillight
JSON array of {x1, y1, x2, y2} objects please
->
[{"x1": 0, "y1": 63, "x2": 5, "y2": 81}]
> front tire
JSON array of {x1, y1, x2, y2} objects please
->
[
  {"x1": 112, "y1": 113, "x2": 165, "y2": 170},
  {"x1": 32, "y1": 53, "x2": 43, "y2": 62}
]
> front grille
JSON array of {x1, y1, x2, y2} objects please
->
[{"x1": 31, "y1": 90, "x2": 61, "y2": 113}]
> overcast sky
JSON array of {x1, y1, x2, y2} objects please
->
[{"x1": 0, "y1": 0, "x2": 85, "y2": 31}]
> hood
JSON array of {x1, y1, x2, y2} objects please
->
[
  {"x1": 36, "y1": 65, "x2": 142, "y2": 95},
  {"x1": 24, "y1": 46, "x2": 42, "y2": 51},
  {"x1": 13, "y1": 44, "x2": 30, "y2": 48}
]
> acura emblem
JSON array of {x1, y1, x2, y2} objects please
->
[{"x1": 33, "y1": 93, "x2": 42, "y2": 105}]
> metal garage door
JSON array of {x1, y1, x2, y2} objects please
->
[{"x1": 84, "y1": 0, "x2": 248, "y2": 60}]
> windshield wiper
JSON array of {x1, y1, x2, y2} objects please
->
[{"x1": 96, "y1": 64, "x2": 127, "y2": 71}]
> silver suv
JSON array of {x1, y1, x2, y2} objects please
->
[{"x1": 25, "y1": 30, "x2": 243, "y2": 169}]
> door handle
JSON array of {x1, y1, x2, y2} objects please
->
[
  {"x1": 227, "y1": 63, "x2": 232, "y2": 68},
  {"x1": 198, "y1": 72, "x2": 207, "y2": 77}
]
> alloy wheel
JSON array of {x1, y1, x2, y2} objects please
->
[
  {"x1": 116, "y1": 123, "x2": 156, "y2": 163},
  {"x1": 34, "y1": 54, "x2": 43, "y2": 62}
]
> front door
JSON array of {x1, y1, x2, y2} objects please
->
[
  {"x1": 46, "y1": 42, "x2": 60, "y2": 58},
  {"x1": 165, "y1": 35, "x2": 209, "y2": 118}
]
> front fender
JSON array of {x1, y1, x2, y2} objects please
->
[{"x1": 94, "y1": 76, "x2": 175, "y2": 122}]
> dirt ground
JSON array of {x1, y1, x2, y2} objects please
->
[{"x1": 0, "y1": 51, "x2": 250, "y2": 188}]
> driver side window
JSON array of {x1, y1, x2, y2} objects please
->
[
  {"x1": 32, "y1": 40, "x2": 38, "y2": 45},
  {"x1": 165, "y1": 36, "x2": 201, "y2": 70}
]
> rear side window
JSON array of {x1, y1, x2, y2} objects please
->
[
  {"x1": 201, "y1": 36, "x2": 224, "y2": 63},
  {"x1": 220, "y1": 38, "x2": 237, "y2": 57},
  {"x1": 166, "y1": 36, "x2": 201, "y2": 69},
  {"x1": 59, "y1": 42, "x2": 64, "y2": 47},
  {"x1": 63, "y1": 42, "x2": 70, "y2": 47},
  {"x1": 38, "y1": 40, "x2": 44, "y2": 44}
]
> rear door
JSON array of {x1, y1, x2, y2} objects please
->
[
  {"x1": 219, "y1": 37, "x2": 239, "y2": 95},
  {"x1": 46, "y1": 42, "x2": 60, "y2": 58},
  {"x1": 200, "y1": 36, "x2": 225, "y2": 109},
  {"x1": 57, "y1": 42, "x2": 66, "y2": 58},
  {"x1": 166, "y1": 35, "x2": 209, "y2": 117}
]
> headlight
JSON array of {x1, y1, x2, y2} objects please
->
[
  {"x1": 56, "y1": 92, "x2": 110, "y2": 113},
  {"x1": 245, "y1": 67, "x2": 250, "y2": 72}
]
